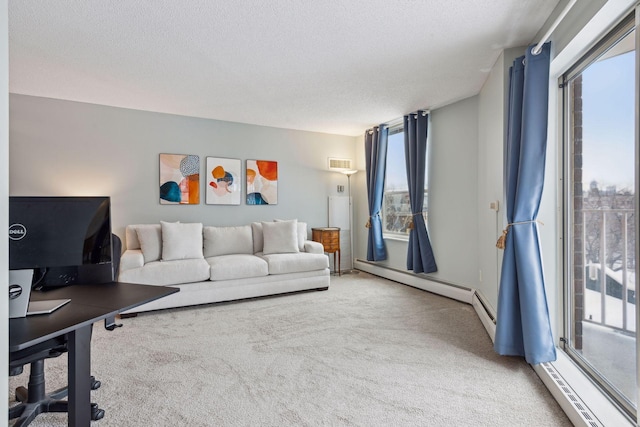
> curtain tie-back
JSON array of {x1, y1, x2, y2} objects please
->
[
  {"x1": 496, "y1": 220, "x2": 544, "y2": 250},
  {"x1": 365, "y1": 212, "x2": 381, "y2": 228},
  {"x1": 407, "y1": 212, "x2": 426, "y2": 230}
]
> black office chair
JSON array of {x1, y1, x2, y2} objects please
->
[
  {"x1": 9, "y1": 338, "x2": 104, "y2": 426},
  {"x1": 9, "y1": 234, "x2": 124, "y2": 426}
]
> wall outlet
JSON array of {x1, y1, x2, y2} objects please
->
[
  {"x1": 489, "y1": 200, "x2": 500, "y2": 211},
  {"x1": 337, "y1": 185, "x2": 345, "y2": 193}
]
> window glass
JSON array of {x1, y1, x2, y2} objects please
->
[
  {"x1": 383, "y1": 127, "x2": 428, "y2": 237},
  {"x1": 564, "y1": 17, "x2": 637, "y2": 416}
]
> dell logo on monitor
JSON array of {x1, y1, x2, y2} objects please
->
[
  {"x1": 8, "y1": 224, "x2": 27, "y2": 240},
  {"x1": 9, "y1": 284, "x2": 22, "y2": 299}
]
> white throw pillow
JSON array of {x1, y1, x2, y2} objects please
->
[
  {"x1": 134, "y1": 224, "x2": 162, "y2": 263},
  {"x1": 161, "y1": 221, "x2": 204, "y2": 261},
  {"x1": 275, "y1": 219, "x2": 307, "y2": 251},
  {"x1": 203, "y1": 225, "x2": 253, "y2": 257},
  {"x1": 261, "y1": 220, "x2": 300, "y2": 255}
]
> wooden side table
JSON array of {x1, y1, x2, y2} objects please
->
[{"x1": 312, "y1": 227, "x2": 341, "y2": 276}]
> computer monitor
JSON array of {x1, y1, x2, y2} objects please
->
[{"x1": 9, "y1": 196, "x2": 114, "y2": 290}]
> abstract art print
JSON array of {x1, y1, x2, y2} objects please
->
[
  {"x1": 206, "y1": 157, "x2": 241, "y2": 205},
  {"x1": 159, "y1": 153, "x2": 200, "y2": 204},
  {"x1": 246, "y1": 160, "x2": 278, "y2": 205}
]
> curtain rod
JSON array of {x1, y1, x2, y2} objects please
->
[
  {"x1": 367, "y1": 109, "x2": 430, "y2": 132},
  {"x1": 532, "y1": 0, "x2": 577, "y2": 55}
]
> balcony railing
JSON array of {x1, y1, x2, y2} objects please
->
[{"x1": 582, "y1": 208, "x2": 636, "y2": 333}]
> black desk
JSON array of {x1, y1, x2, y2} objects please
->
[{"x1": 9, "y1": 282, "x2": 178, "y2": 426}]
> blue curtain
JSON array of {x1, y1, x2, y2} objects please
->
[
  {"x1": 364, "y1": 126, "x2": 388, "y2": 261},
  {"x1": 494, "y1": 43, "x2": 556, "y2": 365},
  {"x1": 404, "y1": 113, "x2": 437, "y2": 273}
]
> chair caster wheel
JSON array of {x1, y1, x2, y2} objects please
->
[
  {"x1": 15, "y1": 386, "x2": 27, "y2": 403},
  {"x1": 91, "y1": 403, "x2": 105, "y2": 421}
]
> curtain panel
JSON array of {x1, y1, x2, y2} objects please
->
[
  {"x1": 404, "y1": 113, "x2": 437, "y2": 273},
  {"x1": 364, "y1": 126, "x2": 388, "y2": 261},
  {"x1": 494, "y1": 43, "x2": 556, "y2": 365}
]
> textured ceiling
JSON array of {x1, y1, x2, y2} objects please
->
[{"x1": 8, "y1": 0, "x2": 560, "y2": 136}]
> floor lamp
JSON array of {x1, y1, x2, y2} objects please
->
[{"x1": 341, "y1": 170, "x2": 359, "y2": 274}]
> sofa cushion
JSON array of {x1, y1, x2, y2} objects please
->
[
  {"x1": 203, "y1": 225, "x2": 253, "y2": 257},
  {"x1": 119, "y1": 258, "x2": 211, "y2": 286},
  {"x1": 125, "y1": 225, "x2": 142, "y2": 250},
  {"x1": 207, "y1": 254, "x2": 269, "y2": 281},
  {"x1": 275, "y1": 219, "x2": 307, "y2": 251},
  {"x1": 262, "y1": 220, "x2": 299, "y2": 254},
  {"x1": 135, "y1": 224, "x2": 163, "y2": 263},
  {"x1": 260, "y1": 252, "x2": 329, "y2": 275},
  {"x1": 251, "y1": 222, "x2": 264, "y2": 253},
  {"x1": 161, "y1": 221, "x2": 204, "y2": 261}
]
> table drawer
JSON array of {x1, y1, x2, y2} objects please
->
[{"x1": 312, "y1": 228, "x2": 340, "y2": 253}]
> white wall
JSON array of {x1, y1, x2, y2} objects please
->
[
  {"x1": 9, "y1": 94, "x2": 358, "y2": 242},
  {"x1": 476, "y1": 46, "x2": 529, "y2": 312},
  {"x1": 353, "y1": 96, "x2": 480, "y2": 290},
  {"x1": 476, "y1": 52, "x2": 506, "y2": 311},
  {"x1": 1, "y1": 0, "x2": 9, "y2": 415},
  {"x1": 428, "y1": 97, "x2": 479, "y2": 288}
]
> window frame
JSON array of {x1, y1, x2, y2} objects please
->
[{"x1": 561, "y1": 11, "x2": 638, "y2": 419}]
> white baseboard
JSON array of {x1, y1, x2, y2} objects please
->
[
  {"x1": 472, "y1": 291, "x2": 496, "y2": 343},
  {"x1": 354, "y1": 260, "x2": 474, "y2": 304}
]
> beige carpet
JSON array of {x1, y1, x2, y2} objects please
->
[{"x1": 10, "y1": 272, "x2": 571, "y2": 426}]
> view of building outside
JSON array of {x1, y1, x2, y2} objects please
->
[{"x1": 569, "y1": 26, "x2": 636, "y2": 410}]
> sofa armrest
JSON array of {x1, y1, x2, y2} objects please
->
[
  {"x1": 304, "y1": 240, "x2": 324, "y2": 254},
  {"x1": 120, "y1": 249, "x2": 144, "y2": 271}
]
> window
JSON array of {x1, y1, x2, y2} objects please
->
[
  {"x1": 382, "y1": 125, "x2": 428, "y2": 238},
  {"x1": 563, "y1": 13, "x2": 637, "y2": 417}
]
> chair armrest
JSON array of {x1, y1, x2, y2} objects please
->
[
  {"x1": 304, "y1": 240, "x2": 324, "y2": 254},
  {"x1": 120, "y1": 249, "x2": 144, "y2": 271}
]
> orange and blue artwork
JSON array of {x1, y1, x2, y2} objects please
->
[
  {"x1": 159, "y1": 153, "x2": 200, "y2": 205},
  {"x1": 206, "y1": 157, "x2": 241, "y2": 205},
  {"x1": 246, "y1": 160, "x2": 278, "y2": 205}
]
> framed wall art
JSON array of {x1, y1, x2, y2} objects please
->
[
  {"x1": 206, "y1": 157, "x2": 241, "y2": 205},
  {"x1": 246, "y1": 160, "x2": 278, "y2": 205},
  {"x1": 159, "y1": 153, "x2": 200, "y2": 205}
]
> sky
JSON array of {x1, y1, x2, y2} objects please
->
[
  {"x1": 581, "y1": 41, "x2": 635, "y2": 192},
  {"x1": 386, "y1": 131, "x2": 408, "y2": 191}
]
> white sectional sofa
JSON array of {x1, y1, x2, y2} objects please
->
[{"x1": 118, "y1": 219, "x2": 330, "y2": 314}]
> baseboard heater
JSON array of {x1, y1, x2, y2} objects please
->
[
  {"x1": 354, "y1": 260, "x2": 474, "y2": 304},
  {"x1": 471, "y1": 291, "x2": 496, "y2": 343},
  {"x1": 534, "y1": 361, "x2": 604, "y2": 427},
  {"x1": 355, "y1": 260, "x2": 496, "y2": 340}
]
